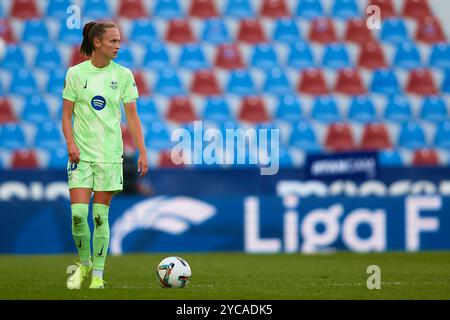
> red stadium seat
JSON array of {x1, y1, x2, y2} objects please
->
[
  {"x1": 0, "y1": 19, "x2": 16, "y2": 43},
  {"x1": 70, "y1": 46, "x2": 90, "y2": 66},
  {"x1": 11, "y1": 0, "x2": 40, "y2": 19},
  {"x1": 324, "y1": 122, "x2": 356, "y2": 152},
  {"x1": 11, "y1": 149, "x2": 39, "y2": 169},
  {"x1": 121, "y1": 124, "x2": 136, "y2": 153},
  {"x1": 191, "y1": 70, "x2": 221, "y2": 96},
  {"x1": 402, "y1": 0, "x2": 432, "y2": 20},
  {"x1": 166, "y1": 19, "x2": 196, "y2": 44},
  {"x1": 344, "y1": 19, "x2": 373, "y2": 44},
  {"x1": 238, "y1": 96, "x2": 270, "y2": 123},
  {"x1": 215, "y1": 44, "x2": 245, "y2": 69},
  {"x1": 297, "y1": 69, "x2": 328, "y2": 96},
  {"x1": 166, "y1": 96, "x2": 197, "y2": 123},
  {"x1": 360, "y1": 123, "x2": 392, "y2": 151},
  {"x1": 189, "y1": 0, "x2": 219, "y2": 18},
  {"x1": 406, "y1": 69, "x2": 438, "y2": 96},
  {"x1": 118, "y1": 0, "x2": 148, "y2": 19},
  {"x1": 412, "y1": 148, "x2": 439, "y2": 166},
  {"x1": 309, "y1": 18, "x2": 337, "y2": 44},
  {"x1": 334, "y1": 69, "x2": 366, "y2": 96},
  {"x1": 0, "y1": 98, "x2": 16, "y2": 123},
  {"x1": 237, "y1": 19, "x2": 267, "y2": 44},
  {"x1": 158, "y1": 150, "x2": 185, "y2": 168},
  {"x1": 260, "y1": 0, "x2": 289, "y2": 18},
  {"x1": 415, "y1": 15, "x2": 446, "y2": 44},
  {"x1": 132, "y1": 70, "x2": 151, "y2": 96},
  {"x1": 368, "y1": 0, "x2": 395, "y2": 19},
  {"x1": 358, "y1": 41, "x2": 387, "y2": 69}
]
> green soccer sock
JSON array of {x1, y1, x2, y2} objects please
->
[
  {"x1": 92, "y1": 203, "x2": 110, "y2": 271},
  {"x1": 71, "y1": 203, "x2": 91, "y2": 263}
]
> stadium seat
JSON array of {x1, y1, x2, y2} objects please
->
[
  {"x1": 11, "y1": 149, "x2": 39, "y2": 169},
  {"x1": 215, "y1": 44, "x2": 245, "y2": 70},
  {"x1": 380, "y1": 18, "x2": 409, "y2": 44},
  {"x1": 237, "y1": 19, "x2": 266, "y2": 43},
  {"x1": 296, "y1": 0, "x2": 324, "y2": 20},
  {"x1": 35, "y1": 43, "x2": 63, "y2": 70},
  {"x1": 113, "y1": 44, "x2": 134, "y2": 69},
  {"x1": 384, "y1": 95, "x2": 412, "y2": 122},
  {"x1": 344, "y1": 19, "x2": 374, "y2": 44},
  {"x1": 378, "y1": 149, "x2": 404, "y2": 166},
  {"x1": 397, "y1": 121, "x2": 427, "y2": 149},
  {"x1": 189, "y1": 0, "x2": 218, "y2": 18},
  {"x1": 273, "y1": 19, "x2": 301, "y2": 43},
  {"x1": 21, "y1": 95, "x2": 51, "y2": 124},
  {"x1": 309, "y1": 18, "x2": 338, "y2": 43},
  {"x1": 434, "y1": 120, "x2": 450, "y2": 149},
  {"x1": 412, "y1": 148, "x2": 439, "y2": 166},
  {"x1": 360, "y1": 123, "x2": 392, "y2": 150},
  {"x1": 203, "y1": 96, "x2": 232, "y2": 123},
  {"x1": 402, "y1": 0, "x2": 432, "y2": 20},
  {"x1": 348, "y1": 96, "x2": 377, "y2": 123},
  {"x1": 311, "y1": 96, "x2": 341, "y2": 123},
  {"x1": 129, "y1": 19, "x2": 159, "y2": 45},
  {"x1": 0, "y1": 98, "x2": 16, "y2": 123},
  {"x1": 443, "y1": 70, "x2": 450, "y2": 94},
  {"x1": 132, "y1": 70, "x2": 151, "y2": 96},
  {"x1": 358, "y1": 41, "x2": 388, "y2": 69},
  {"x1": 191, "y1": 70, "x2": 221, "y2": 96},
  {"x1": 201, "y1": 18, "x2": 231, "y2": 44},
  {"x1": 166, "y1": 19, "x2": 195, "y2": 44},
  {"x1": 263, "y1": 67, "x2": 292, "y2": 96},
  {"x1": 166, "y1": 96, "x2": 197, "y2": 123},
  {"x1": 142, "y1": 42, "x2": 170, "y2": 70},
  {"x1": 145, "y1": 120, "x2": 172, "y2": 151},
  {"x1": 250, "y1": 43, "x2": 279, "y2": 70},
  {"x1": 0, "y1": 45, "x2": 26, "y2": 71},
  {"x1": 277, "y1": 146, "x2": 295, "y2": 167},
  {"x1": 82, "y1": 0, "x2": 112, "y2": 19},
  {"x1": 287, "y1": 41, "x2": 315, "y2": 70},
  {"x1": 369, "y1": 0, "x2": 395, "y2": 20},
  {"x1": 406, "y1": 69, "x2": 438, "y2": 96},
  {"x1": 226, "y1": 69, "x2": 256, "y2": 96},
  {"x1": 0, "y1": 123, "x2": 26, "y2": 149},
  {"x1": 275, "y1": 94, "x2": 303, "y2": 123},
  {"x1": 0, "y1": 19, "x2": 16, "y2": 43},
  {"x1": 420, "y1": 96, "x2": 448, "y2": 123},
  {"x1": 154, "y1": 68, "x2": 184, "y2": 97},
  {"x1": 324, "y1": 122, "x2": 356, "y2": 152},
  {"x1": 297, "y1": 69, "x2": 328, "y2": 95},
  {"x1": 22, "y1": 20, "x2": 49, "y2": 44},
  {"x1": 47, "y1": 0, "x2": 74, "y2": 20},
  {"x1": 34, "y1": 121, "x2": 64, "y2": 151},
  {"x1": 238, "y1": 96, "x2": 270, "y2": 123},
  {"x1": 136, "y1": 97, "x2": 160, "y2": 123},
  {"x1": 179, "y1": 44, "x2": 208, "y2": 70},
  {"x1": 394, "y1": 42, "x2": 422, "y2": 70},
  {"x1": 334, "y1": 69, "x2": 366, "y2": 96},
  {"x1": 11, "y1": 0, "x2": 40, "y2": 19},
  {"x1": 260, "y1": 0, "x2": 289, "y2": 18},
  {"x1": 332, "y1": 0, "x2": 359, "y2": 20},
  {"x1": 289, "y1": 120, "x2": 321, "y2": 152},
  {"x1": 224, "y1": 0, "x2": 255, "y2": 19},
  {"x1": 370, "y1": 69, "x2": 401, "y2": 95},
  {"x1": 58, "y1": 19, "x2": 83, "y2": 45},
  {"x1": 416, "y1": 16, "x2": 446, "y2": 44},
  {"x1": 10, "y1": 68, "x2": 38, "y2": 96},
  {"x1": 46, "y1": 68, "x2": 66, "y2": 96},
  {"x1": 153, "y1": 0, "x2": 184, "y2": 19},
  {"x1": 118, "y1": 0, "x2": 148, "y2": 18},
  {"x1": 322, "y1": 43, "x2": 351, "y2": 69},
  {"x1": 429, "y1": 43, "x2": 450, "y2": 69},
  {"x1": 47, "y1": 147, "x2": 69, "y2": 169}
]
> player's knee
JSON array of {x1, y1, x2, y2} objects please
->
[
  {"x1": 92, "y1": 204, "x2": 109, "y2": 228},
  {"x1": 71, "y1": 203, "x2": 89, "y2": 226}
]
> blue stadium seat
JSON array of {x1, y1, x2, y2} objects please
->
[
  {"x1": 278, "y1": 146, "x2": 295, "y2": 167},
  {"x1": 154, "y1": 68, "x2": 185, "y2": 96},
  {"x1": 47, "y1": 146, "x2": 68, "y2": 169},
  {"x1": 384, "y1": 95, "x2": 412, "y2": 122},
  {"x1": 22, "y1": 19, "x2": 49, "y2": 44},
  {"x1": 224, "y1": 0, "x2": 254, "y2": 19},
  {"x1": 0, "y1": 45, "x2": 26, "y2": 71},
  {"x1": 296, "y1": 0, "x2": 324, "y2": 20},
  {"x1": 378, "y1": 149, "x2": 404, "y2": 166},
  {"x1": 429, "y1": 43, "x2": 450, "y2": 69},
  {"x1": 380, "y1": 18, "x2": 409, "y2": 44},
  {"x1": 434, "y1": 120, "x2": 450, "y2": 149},
  {"x1": 142, "y1": 42, "x2": 170, "y2": 70},
  {"x1": 178, "y1": 43, "x2": 208, "y2": 70},
  {"x1": 226, "y1": 69, "x2": 256, "y2": 96},
  {"x1": 348, "y1": 96, "x2": 377, "y2": 123},
  {"x1": 114, "y1": 44, "x2": 134, "y2": 69},
  {"x1": 275, "y1": 94, "x2": 303, "y2": 122},
  {"x1": 35, "y1": 43, "x2": 63, "y2": 70},
  {"x1": 46, "y1": 68, "x2": 66, "y2": 96},
  {"x1": 34, "y1": 121, "x2": 64, "y2": 151},
  {"x1": 137, "y1": 97, "x2": 160, "y2": 123},
  {"x1": 22, "y1": 95, "x2": 51, "y2": 124},
  {"x1": 322, "y1": 43, "x2": 351, "y2": 69},
  {"x1": 443, "y1": 70, "x2": 450, "y2": 94},
  {"x1": 311, "y1": 96, "x2": 341, "y2": 123},
  {"x1": 251, "y1": 43, "x2": 278, "y2": 70},
  {"x1": 129, "y1": 19, "x2": 159, "y2": 45},
  {"x1": 393, "y1": 41, "x2": 421, "y2": 70},
  {"x1": 153, "y1": 0, "x2": 184, "y2": 19},
  {"x1": 82, "y1": 0, "x2": 112, "y2": 19},
  {"x1": 58, "y1": 18, "x2": 83, "y2": 45},
  {"x1": 0, "y1": 123, "x2": 26, "y2": 150},
  {"x1": 420, "y1": 96, "x2": 448, "y2": 123},
  {"x1": 332, "y1": 0, "x2": 359, "y2": 20},
  {"x1": 263, "y1": 67, "x2": 292, "y2": 96},
  {"x1": 145, "y1": 120, "x2": 173, "y2": 150},
  {"x1": 272, "y1": 19, "x2": 301, "y2": 43},
  {"x1": 287, "y1": 41, "x2": 315, "y2": 69},
  {"x1": 46, "y1": 0, "x2": 73, "y2": 20},
  {"x1": 289, "y1": 120, "x2": 321, "y2": 152},
  {"x1": 201, "y1": 18, "x2": 231, "y2": 44},
  {"x1": 397, "y1": 121, "x2": 427, "y2": 149},
  {"x1": 10, "y1": 68, "x2": 38, "y2": 96},
  {"x1": 203, "y1": 96, "x2": 232, "y2": 123},
  {"x1": 370, "y1": 69, "x2": 401, "y2": 95}
]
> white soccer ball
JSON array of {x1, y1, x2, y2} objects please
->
[{"x1": 156, "y1": 256, "x2": 191, "y2": 288}]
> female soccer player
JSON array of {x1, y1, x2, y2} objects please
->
[{"x1": 62, "y1": 21, "x2": 148, "y2": 289}]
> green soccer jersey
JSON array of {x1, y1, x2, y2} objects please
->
[{"x1": 62, "y1": 60, "x2": 138, "y2": 163}]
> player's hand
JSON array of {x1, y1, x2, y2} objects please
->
[
  {"x1": 67, "y1": 142, "x2": 80, "y2": 164},
  {"x1": 137, "y1": 153, "x2": 149, "y2": 177}
]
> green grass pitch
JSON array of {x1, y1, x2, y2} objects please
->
[{"x1": 1, "y1": 252, "x2": 450, "y2": 300}]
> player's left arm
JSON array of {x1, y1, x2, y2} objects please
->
[{"x1": 124, "y1": 101, "x2": 148, "y2": 177}]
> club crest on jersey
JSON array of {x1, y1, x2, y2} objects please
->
[
  {"x1": 91, "y1": 95, "x2": 106, "y2": 111},
  {"x1": 110, "y1": 81, "x2": 118, "y2": 90}
]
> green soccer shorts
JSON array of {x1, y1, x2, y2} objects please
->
[{"x1": 67, "y1": 160, "x2": 123, "y2": 193}]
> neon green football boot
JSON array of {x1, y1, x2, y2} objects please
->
[
  {"x1": 89, "y1": 276, "x2": 106, "y2": 289},
  {"x1": 67, "y1": 261, "x2": 93, "y2": 290}
]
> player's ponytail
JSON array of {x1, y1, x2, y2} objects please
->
[{"x1": 79, "y1": 21, "x2": 118, "y2": 57}]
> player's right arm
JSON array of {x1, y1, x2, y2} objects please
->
[{"x1": 62, "y1": 99, "x2": 80, "y2": 164}]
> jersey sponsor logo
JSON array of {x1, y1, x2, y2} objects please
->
[
  {"x1": 110, "y1": 81, "x2": 118, "y2": 90},
  {"x1": 91, "y1": 95, "x2": 106, "y2": 111}
]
